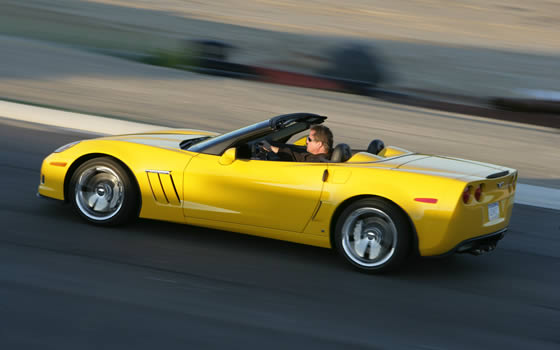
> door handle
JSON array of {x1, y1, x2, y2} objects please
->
[{"x1": 322, "y1": 169, "x2": 329, "y2": 182}]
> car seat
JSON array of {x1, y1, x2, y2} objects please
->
[
  {"x1": 367, "y1": 139, "x2": 385, "y2": 155},
  {"x1": 330, "y1": 143, "x2": 352, "y2": 162}
]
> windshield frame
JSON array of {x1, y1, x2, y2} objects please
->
[
  {"x1": 188, "y1": 113, "x2": 327, "y2": 155},
  {"x1": 187, "y1": 120, "x2": 270, "y2": 155}
]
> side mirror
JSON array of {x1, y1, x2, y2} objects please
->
[{"x1": 219, "y1": 147, "x2": 237, "y2": 165}]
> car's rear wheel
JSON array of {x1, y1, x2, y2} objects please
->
[
  {"x1": 334, "y1": 198, "x2": 411, "y2": 272},
  {"x1": 70, "y1": 157, "x2": 138, "y2": 225}
]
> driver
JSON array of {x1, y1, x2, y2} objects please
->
[{"x1": 261, "y1": 125, "x2": 333, "y2": 162}]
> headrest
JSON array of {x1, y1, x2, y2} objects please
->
[
  {"x1": 367, "y1": 139, "x2": 385, "y2": 155},
  {"x1": 330, "y1": 143, "x2": 352, "y2": 163}
]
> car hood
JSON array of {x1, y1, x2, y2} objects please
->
[{"x1": 102, "y1": 130, "x2": 218, "y2": 150}]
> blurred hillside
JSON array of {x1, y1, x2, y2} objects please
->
[
  {"x1": 84, "y1": 0, "x2": 560, "y2": 52},
  {"x1": 1, "y1": 0, "x2": 560, "y2": 98}
]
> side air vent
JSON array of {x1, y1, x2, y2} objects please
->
[
  {"x1": 486, "y1": 170, "x2": 509, "y2": 179},
  {"x1": 146, "y1": 170, "x2": 181, "y2": 205}
]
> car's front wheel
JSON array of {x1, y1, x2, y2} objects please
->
[
  {"x1": 334, "y1": 198, "x2": 411, "y2": 272},
  {"x1": 69, "y1": 157, "x2": 138, "y2": 225}
]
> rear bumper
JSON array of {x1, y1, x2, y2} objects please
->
[{"x1": 436, "y1": 228, "x2": 507, "y2": 257}]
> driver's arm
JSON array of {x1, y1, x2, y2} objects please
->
[{"x1": 260, "y1": 140, "x2": 279, "y2": 154}]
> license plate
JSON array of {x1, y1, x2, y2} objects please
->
[{"x1": 488, "y1": 202, "x2": 500, "y2": 221}]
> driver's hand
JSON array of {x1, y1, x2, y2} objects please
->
[{"x1": 259, "y1": 140, "x2": 272, "y2": 152}]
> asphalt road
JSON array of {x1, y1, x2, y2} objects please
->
[{"x1": 1, "y1": 119, "x2": 559, "y2": 349}]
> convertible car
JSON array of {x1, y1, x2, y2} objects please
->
[{"x1": 38, "y1": 113, "x2": 516, "y2": 272}]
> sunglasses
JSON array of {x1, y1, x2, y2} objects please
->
[{"x1": 307, "y1": 136, "x2": 317, "y2": 143}]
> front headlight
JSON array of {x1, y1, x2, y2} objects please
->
[{"x1": 54, "y1": 141, "x2": 80, "y2": 153}]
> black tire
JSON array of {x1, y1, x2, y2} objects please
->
[
  {"x1": 334, "y1": 198, "x2": 411, "y2": 272},
  {"x1": 69, "y1": 157, "x2": 138, "y2": 226}
]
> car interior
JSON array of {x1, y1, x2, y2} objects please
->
[
  {"x1": 235, "y1": 122, "x2": 390, "y2": 163},
  {"x1": 185, "y1": 113, "x2": 410, "y2": 162}
]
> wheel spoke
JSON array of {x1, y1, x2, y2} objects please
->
[
  {"x1": 109, "y1": 193, "x2": 120, "y2": 208},
  {"x1": 353, "y1": 220, "x2": 363, "y2": 242},
  {"x1": 87, "y1": 194, "x2": 98, "y2": 208},
  {"x1": 368, "y1": 241, "x2": 382, "y2": 259},
  {"x1": 355, "y1": 238, "x2": 368, "y2": 257},
  {"x1": 93, "y1": 197, "x2": 110, "y2": 212},
  {"x1": 110, "y1": 184, "x2": 122, "y2": 207}
]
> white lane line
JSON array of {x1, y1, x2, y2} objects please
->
[
  {"x1": 1, "y1": 99, "x2": 559, "y2": 210},
  {"x1": 0, "y1": 100, "x2": 168, "y2": 135},
  {"x1": 515, "y1": 184, "x2": 560, "y2": 211},
  {"x1": 145, "y1": 277, "x2": 178, "y2": 284}
]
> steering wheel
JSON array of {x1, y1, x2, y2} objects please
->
[
  {"x1": 252, "y1": 141, "x2": 280, "y2": 161},
  {"x1": 251, "y1": 142, "x2": 267, "y2": 160}
]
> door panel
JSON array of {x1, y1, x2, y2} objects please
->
[{"x1": 183, "y1": 154, "x2": 326, "y2": 232}]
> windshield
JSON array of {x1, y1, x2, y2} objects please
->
[
  {"x1": 187, "y1": 120, "x2": 270, "y2": 154},
  {"x1": 187, "y1": 114, "x2": 325, "y2": 155},
  {"x1": 180, "y1": 136, "x2": 212, "y2": 150}
]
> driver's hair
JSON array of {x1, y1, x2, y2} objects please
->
[{"x1": 310, "y1": 125, "x2": 333, "y2": 152}]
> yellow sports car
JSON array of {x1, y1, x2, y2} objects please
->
[{"x1": 38, "y1": 113, "x2": 517, "y2": 272}]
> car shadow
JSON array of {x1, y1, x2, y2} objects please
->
[{"x1": 29, "y1": 201, "x2": 508, "y2": 281}]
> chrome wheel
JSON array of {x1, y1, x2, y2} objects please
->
[
  {"x1": 341, "y1": 207, "x2": 398, "y2": 268},
  {"x1": 75, "y1": 165, "x2": 124, "y2": 221}
]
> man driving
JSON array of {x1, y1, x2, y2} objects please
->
[{"x1": 261, "y1": 125, "x2": 333, "y2": 162}]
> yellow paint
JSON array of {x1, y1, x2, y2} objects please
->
[
  {"x1": 378, "y1": 146, "x2": 410, "y2": 158},
  {"x1": 293, "y1": 136, "x2": 307, "y2": 146},
  {"x1": 347, "y1": 152, "x2": 383, "y2": 163},
  {"x1": 38, "y1": 132, "x2": 517, "y2": 256},
  {"x1": 219, "y1": 147, "x2": 237, "y2": 165},
  {"x1": 38, "y1": 156, "x2": 66, "y2": 200},
  {"x1": 183, "y1": 153, "x2": 326, "y2": 233}
]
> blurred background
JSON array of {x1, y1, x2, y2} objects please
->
[
  {"x1": 1, "y1": 2, "x2": 560, "y2": 349},
  {"x1": 1, "y1": 0, "x2": 559, "y2": 183}
]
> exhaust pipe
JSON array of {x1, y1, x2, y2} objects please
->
[
  {"x1": 469, "y1": 248, "x2": 483, "y2": 256},
  {"x1": 468, "y1": 242, "x2": 497, "y2": 255},
  {"x1": 456, "y1": 230, "x2": 505, "y2": 256}
]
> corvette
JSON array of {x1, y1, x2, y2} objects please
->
[{"x1": 38, "y1": 113, "x2": 517, "y2": 272}]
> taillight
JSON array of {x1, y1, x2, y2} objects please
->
[
  {"x1": 462, "y1": 185, "x2": 471, "y2": 204},
  {"x1": 474, "y1": 184, "x2": 483, "y2": 201}
]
